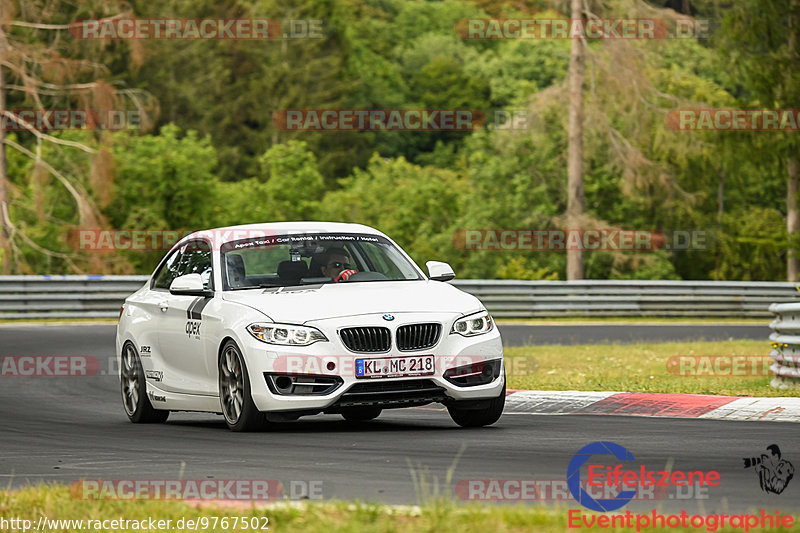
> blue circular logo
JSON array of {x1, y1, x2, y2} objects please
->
[
  {"x1": 382, "y1": 314, "x2": 395, "y2": 321},
  {"x1": 567, "y1": 441, "x2": 637, "y2": 512}
]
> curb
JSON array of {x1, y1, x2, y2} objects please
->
[{"x1": 504, "y1": 390, "x2": 800, "y2": 423}]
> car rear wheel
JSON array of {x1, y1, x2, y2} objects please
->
[
  {"x1": 219, "y1": 340, "x2": 267, "y2": 432},
  {"x1": 341, "y1": 407, "x2": 382, "y2": 422},
  {"x1": 121, "y1": 342, "x2": 169, "y2": 423},
  {"x1": 447, "y1": 380, "x2": 505, "y2": 428}
]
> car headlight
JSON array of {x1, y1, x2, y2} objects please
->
[
  {"x1": 451, "y1": 311, "x2": 494, "y2": 337},
  {"x1": 247, "y1": 323, "x2": 328, "y2": 346}
]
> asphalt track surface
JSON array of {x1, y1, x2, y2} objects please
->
[{"x1": 1, "y1": 324, "x2": 797, "y2": 515}]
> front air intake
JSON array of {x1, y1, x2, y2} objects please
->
[
  {"x1": 339, "y1": 327, "x2": 391, "y2": 353},
  {"x1": 396, "y1": 323, "x2": 441, "y2": 351},
  {"x1": 264, "y1": 373, "x2": 343, "y2": 396}
]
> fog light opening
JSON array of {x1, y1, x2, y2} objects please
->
[
  {"x1": 265, "y1": 373, "x2": 344, "y2": 396},
  {"x1": 443, "y1": 359, "x2": 502, "y2": 387},
  {"x1": 275, "y1": 376, "x2": 293, "y2": 391}
]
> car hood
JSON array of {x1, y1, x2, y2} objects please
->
[{"x1": 221, "y1": 280, "x2": 483, "y2": 323}]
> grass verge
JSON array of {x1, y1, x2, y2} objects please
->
[
  {"x1": 1, "y1": 484, "x2": 796, "y2": 533},
  {"x1": 504, "y1": 340, "x2": 797, "y2": 397}
]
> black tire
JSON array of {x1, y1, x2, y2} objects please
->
[
  {"x1": 120, "y1": 342, "x2": 169, "y2": 423},
  {"x1": 447, "y1": 381, "x2": 505, "y2": 428},
  {"x1": 341, "y1": 407, "x2": 382, "y2": 422},
  {"x1": 219, "y1": 340, "x2": 267, "y2": 432}
]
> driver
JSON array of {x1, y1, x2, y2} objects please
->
[{"x1": 319, "y1": 247, "x2": 357, "y2": 282}]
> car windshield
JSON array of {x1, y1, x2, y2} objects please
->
[{"x1": 220, "y1": 232, "x2": 423, "y2": 290}]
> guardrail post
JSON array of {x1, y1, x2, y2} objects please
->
[{"x1": 768, "y1": 302, "x2": 800, "y2": 388}]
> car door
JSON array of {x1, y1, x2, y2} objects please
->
[
  {"x1": 137, "y1": 245, "x2": 185, "y2": 376},
  {"x1": 155, "y1": 240, "x2": 218, "y2": 395}
]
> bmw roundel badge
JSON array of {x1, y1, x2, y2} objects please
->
[{"x1": 382, "y1": 314, "x2": 395, "y2": 321}]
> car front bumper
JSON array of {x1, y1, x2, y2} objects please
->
[{"x1": 240, "y1": 312, "x2": 505, "y2": 414}]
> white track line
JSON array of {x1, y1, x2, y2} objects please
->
[
  {"x1": 699, "y1": 397, "x2": 800, "y2": 422},
  {"x1": 505, "y1": 390, "x2": 619, "y2": 414},
  {"x1": 506, "y1": 390, "x2": 800, "y2": 423}
]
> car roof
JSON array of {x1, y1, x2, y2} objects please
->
[{"x1": 178, "y1": 221, "x2": 386, "y2": 248}]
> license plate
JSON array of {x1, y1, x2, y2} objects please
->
[{"x1": 355, "y1": 355, "x2": 435, "y2": 378}]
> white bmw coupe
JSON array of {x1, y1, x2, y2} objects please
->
[{"x1": 116, "y1": 222, "x2": 505, "y2": 431}]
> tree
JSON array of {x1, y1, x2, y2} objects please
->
[
  {"x1": 0, "y1": 0, "x2": 155, "y2": 273},
  {"x1": 718, "y1": 0, "x2": 800, "y2": 280},
  {"x1": 110, "y1": 124, "x2": 217, "y2": 230},
  {"x1": 126, "y1": 0, "x2": 359, "y2": 182},
  {"x1": 566, "y1": 0, "x2": 585, "y2": 280},
  {"x1": 317, "y1": 155, "x2": 464, "y2": 270}
]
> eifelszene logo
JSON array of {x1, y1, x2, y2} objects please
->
[
  {"x1": 567, "y1": 441, "x2": 721, "y2": 512},
  {"x1": 743, "y1": 444, "x2": 794, "y2": 495}
]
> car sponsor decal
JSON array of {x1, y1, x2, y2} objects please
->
[
  {"x1": 262, "y1": 284, "x2": 323, "y2": 294},
  {"x1": 145, "y1": 370, "x2": 163, "y2": 382},
  {"x1": 186, "y1": 296, "x2": 211, "y2": 320},
  {"x1": 148, "y1": 391, "x2": 166, "y2": 402},
  {"x1": 139, "y1": 345, "x2": 152, "y2": 356},
  {"x1": 223, "y1": 233, "x2": 386, "y2": 252},
  {"x1": 185, "y1": 320, "x2": 201, "y2": 338}
]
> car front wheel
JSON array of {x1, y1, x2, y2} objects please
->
[
  {"x1": 447, "y1": 380, "x2": 505, "y2": 428},
  {"x1": 121, "y1": 342, "x2": 169, "y2": 423},
  {"x1": 219, "y1": 340, "x2": 267, "y2": 432}
]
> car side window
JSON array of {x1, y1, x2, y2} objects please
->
[
  {"x1": 178, "y1": 240, "x2": 214, "y2": 290},
  {"x1": 152, "y1": 247, "x2": 185, "y2": 290}
]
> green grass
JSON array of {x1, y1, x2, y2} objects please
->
[
  {"x1": 0, "y1": 484, "x2": 795, "y2": 533},
  {"x1": 504, "y1": 340, "x2": 798, "y2": 397}
]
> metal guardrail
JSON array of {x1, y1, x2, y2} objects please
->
[
  {"x1": 0, "y1": 275, "x2": 148, "y2": 319},
  {"x1": 454, "y1": 279, "x2": 798, "y2": 318},
  {"x1": 768, "y1": 302, "x2": 800, "y2": 388},
  {"x1": 0, "y1": 276, "x2": 797, "y2": 320}
]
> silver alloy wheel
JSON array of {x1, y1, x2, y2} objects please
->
[
  {"x1": 121, "y1": 344, "x2": 140, "y2": 416},
  {"x1": 220, "y1": 346, "x2": 244, "y2": 424}
]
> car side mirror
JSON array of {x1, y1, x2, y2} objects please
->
[
  {"x1": 426, "y1": 261, "x2": 455, "y2": 282},
  {"x1": 170, "y1": 274, "x2": 213, "y2": 297}
]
